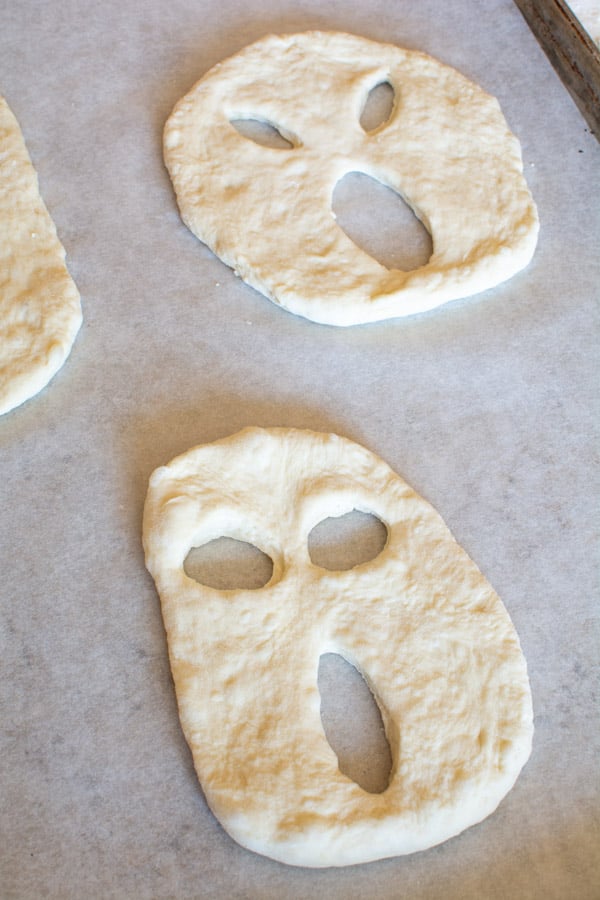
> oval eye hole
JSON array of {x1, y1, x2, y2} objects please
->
[
  {"x1": 318, "y1": 652, "x2": 392, "y2": 794},
  {"x1": 230, "y1": 118, "x2": 295, "y2": 149},
  {"x1": 308, "y1": 509, "x2": 388, "y2": 571},
  {"x1": 360, "y1": 80, "x2": 395, "y2": 132},
  {"x1": 184, "y1": 537, "x2": 273, "y2": 590},
  {"x1": 332, "y1": 172, "x2": 433, "y2": 272}
]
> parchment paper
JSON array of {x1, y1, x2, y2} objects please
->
[{"x1": 1, "y1": 1, "x2": 598, "y2": 898}]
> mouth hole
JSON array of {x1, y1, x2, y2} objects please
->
[
  {"x1": 308, "y1": 509, "x2": 388, "y2": 571},
  {"x1": 332, "y1": 171, "x2": 433, "y2": 271},
  {"x1": 318, "y1": 652, "x2": 392, "y2": 794},
  {"x1": 360, "y1": 80, "x2": 395, "y2": 132},
  {"x1": 184, "y1": 537, "x2": 273, "y2": 590},
  {"x1": 229, "y1": 117, "x2": 295, "y2": 150}
]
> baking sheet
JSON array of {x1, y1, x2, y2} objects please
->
[
  {"x1": 514, "y1": 0, "x2": 600, "y2": 135},
  {"x1": 1, "y1": 1, "x2": 599, "y2": 897}
]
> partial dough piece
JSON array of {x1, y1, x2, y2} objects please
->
[
  {"x1": 143, "y1": 427, "x2": 533, "y2": 867},
  {"x1": 0, "y1": 96, "x2": 81, "y2": 415},
  {"x1": 164, "y1": 32, "x2": 539, "y2": 326}
]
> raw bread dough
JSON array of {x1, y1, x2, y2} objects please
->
[
  {"x1": 164, "y1": 32, "x2": 539, "y2": 326},
  {"x1": 143, "y1": 427, "x2": 533, "y2": 867},
  {"x1": 0, "y1": 96, "x2": 81, "y2": 415}
]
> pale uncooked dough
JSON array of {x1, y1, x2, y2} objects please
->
[
  {"x1": 143, "y1": 427, "x2": 533, "y2": 867},
  {"x1": 0, "y1": 96, "x2": 81, "y2": 415},
  {"x1": 164, "y1": 31, "x2": 539, "y2": 326}
]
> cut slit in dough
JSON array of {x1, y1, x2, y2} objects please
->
[
  {"x1": 0, "y1": 95, "x2": 81, "y2": 415},
  {"x1": 143, "y1": 427, "x2": 533, "y2": 867},
  {"x1": 164, "y1": 31, "x2": 539, "y2": 326}
]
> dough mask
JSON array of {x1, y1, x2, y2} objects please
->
[
  {"x1": 0, "y1": 96, "x2": 81, "y2": 415},
  {"x1": 143, "y1": 427, "x2": 533, "y2": 867},
  {"x1": 164, "y1": 31, "x2": 539, "y2": 326}
]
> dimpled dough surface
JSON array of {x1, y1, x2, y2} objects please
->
[
  {"x1": 164, "y1": 31, "x2": 539, "y2": 326},
  {"x1": 143, "y1": 428, "x2": 533, "y2": 868},
  {"x1": 0, "y1": 96, "x2": 81, "y2": 415}
]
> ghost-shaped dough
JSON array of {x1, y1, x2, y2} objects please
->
[
  {"x1": 143, "y1": 427, "x2": 533, "y2": 867},
  {"x1": 164, "y1": 32, "x2": 538, "y2": 326}
]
